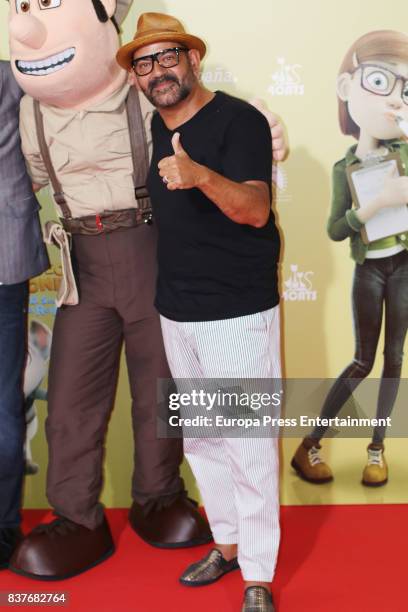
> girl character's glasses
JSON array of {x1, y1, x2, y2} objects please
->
[{"x1": 355, "y1": 64, "x2": 408, "y2": 105}]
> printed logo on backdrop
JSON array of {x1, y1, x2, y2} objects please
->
[
  {"x1": 272, "y1": 165, "x2": 292, "y2": 203},
  {"x1": 268, "y1": 58, "x2": 304, "y2": 96},
  {"x1": 24, "y1": 319, "x2": 52, "y2": 476},
  {"x1": 201, "y1": 67, "x2": 238, "y2": 84},
  {"x1": 28, "y1": 264, "x2": 62, "y2": 316},
  {"x1": 283, "y1": 265, "x2": 317, "y2": 301}
]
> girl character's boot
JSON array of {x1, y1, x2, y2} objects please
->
[
  {"x1": 362, "y1": 442, "x2": 388, "y2": 487},
  {"x1": 291, "y1": 437, "x2": 333, "y2": 484}
]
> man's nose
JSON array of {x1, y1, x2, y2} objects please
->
[
  {"x1": 9, "y1": 14, "x2": 47, "y2": 50},
  {"x1": 151, "y1": 59, "x2": 168, "y2": 76}
]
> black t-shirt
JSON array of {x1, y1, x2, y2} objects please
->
[{"x1": 147, "y1": 91, "x2": 280, "y2": 322}]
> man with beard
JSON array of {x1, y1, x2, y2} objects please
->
[
  {"x1": 7, "y1": 0, "x2": 286, "y2": 581},
  {"x1": 0, "y1": 60, "x2": 49, "y2": 569},
  {"x1": 117, "y1": 13, "x2": 282, "y2": 612}
]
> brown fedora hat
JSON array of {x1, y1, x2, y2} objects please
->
[{"x1": 116, "y1": 12, "x2": 206, "y2": 70}]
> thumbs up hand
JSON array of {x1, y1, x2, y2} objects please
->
[
  {"x1": 171, "y1": 132, "x2": 187, "y2": 156},
  {"x1": 158, "y1": 132, "x2": 202, "y2": 190}
]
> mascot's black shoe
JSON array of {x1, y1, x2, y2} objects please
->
[
  {"x1": 0, "y1": 527, "x2": 23, "y2": 569},
  {"x1": 129, "y1": 495, "x2": 213, "y2": 548},
  {"x1": 9, "y1": 516, "x2": 114, "y2": 580}
]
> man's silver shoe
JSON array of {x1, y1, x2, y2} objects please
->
[
  {"x1": 179, "y1": 548, "x2": 239, "y2": 587},
  {"x1": 242, "y1": 586, "x2": 275, "y2": 612}
]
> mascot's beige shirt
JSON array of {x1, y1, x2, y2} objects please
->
[{"x1": 19, "y1": 83, "x2": 154, "y2": 218}]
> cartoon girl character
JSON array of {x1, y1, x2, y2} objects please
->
[{"x1": 292, "y1": 30, "x2": 408, "y2": 486}]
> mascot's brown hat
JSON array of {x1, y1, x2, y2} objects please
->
[{"x1": 116, "y1": 12, "x2": 207, "y2": 70}]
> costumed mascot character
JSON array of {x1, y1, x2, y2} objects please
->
[
  {"x1": 7, "y1": 0, "x2": 212, "y2": 581},
  {"x1": 291, "y1": 30, "x2": 408, "y2": 488},
  {"x1": 6, "y1": 0, "x2": 287, "y2": 580}
]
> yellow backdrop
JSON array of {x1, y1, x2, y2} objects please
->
[{"x1": 0, "y1": 0, "x2": 407, "y2": 508}]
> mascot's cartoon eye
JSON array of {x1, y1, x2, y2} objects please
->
[
  {"x1": 16, "y1": 0, "x2": 30, "y2": 13},
  {"x1": 38, "y1": 0, "x2": 61, "y2": 8},
  {"x1": 365, "y1": 70, "x2": 389, "y2": 92}
]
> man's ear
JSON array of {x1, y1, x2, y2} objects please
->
[
  {"x1": 188, "y1": 49, "x2": 202, "y2": 78},
  {"x1": 336, "y1": 72, "x2": 352, "y2": 102},
  {"x1": 100, "y1": 0, "x2": 116, "y2": 19}
]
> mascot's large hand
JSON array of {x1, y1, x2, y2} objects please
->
[{"x1": 250, "y1": 98, "x2": 288, "y2": 162}]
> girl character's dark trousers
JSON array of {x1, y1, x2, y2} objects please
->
[{"x1": 312, "y1": 249, "x2": 408, "y2": 444}]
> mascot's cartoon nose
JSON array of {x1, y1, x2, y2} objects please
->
[{"x1": 9, "y1": 14, "x2": 47, "y2": 49}]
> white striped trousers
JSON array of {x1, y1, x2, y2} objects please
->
[{"x1": 160, "y1": 306, "x2": 281, "y2": 581}]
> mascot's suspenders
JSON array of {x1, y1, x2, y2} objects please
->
[
  {"x1": 33, "y1": 87, "x2": 153, "y2": 307},
  {"x1": 125, "y1": 85, "x2": 152, "y2": 218}
]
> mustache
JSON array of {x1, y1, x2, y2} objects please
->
[{"x1": 149, "y1": 74, "x2": 180, "y2": 93}]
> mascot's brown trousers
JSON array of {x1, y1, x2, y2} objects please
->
[
  {"x1": 10, "y1": 223, "x2": 211, "y2": 581},
  {"x1": 46, "y1": 223, "x2": 182, "y2": 530}
]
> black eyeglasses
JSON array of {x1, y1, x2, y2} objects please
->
[
  {"x1": 353, "y1": 63, "x2": 408, "y2": 105},
  {"x1": 131, "y1": 47, "x2": 188, "y2": 76}
]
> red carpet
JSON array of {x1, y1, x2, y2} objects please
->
[{"x1": 0, "y1": 505, "x2": 406, "y2": 611}]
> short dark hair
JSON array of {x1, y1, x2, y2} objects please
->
[{"x1": 6, "y1": 0, "x2": 120, "y2": 34}]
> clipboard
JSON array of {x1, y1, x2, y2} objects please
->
[{"x1": 346, "y1": 152, "x2": 408, "y2": 244}]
